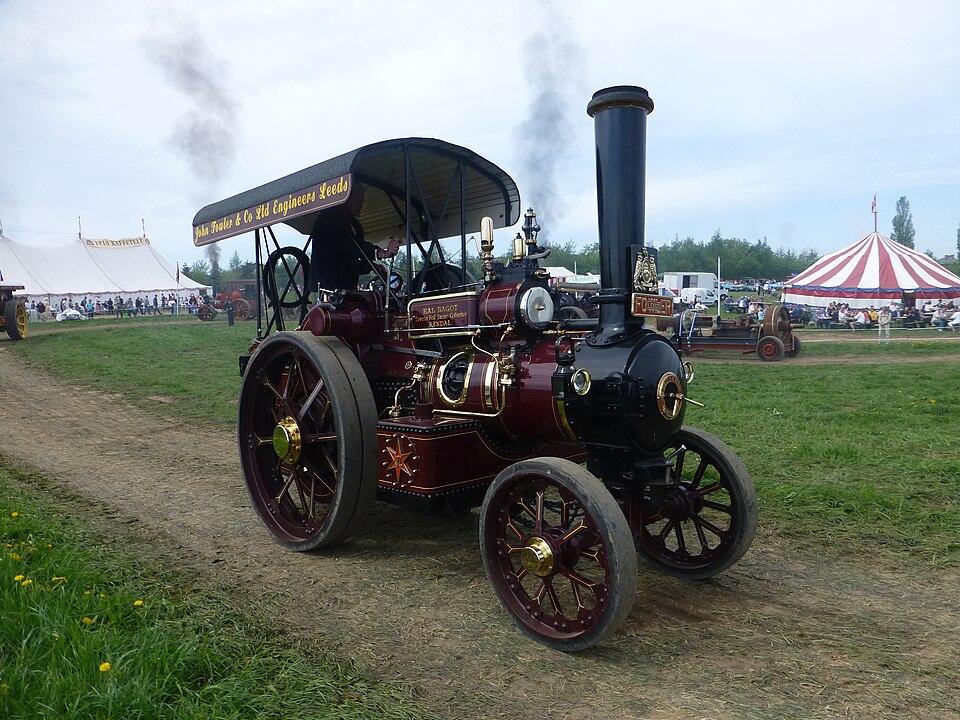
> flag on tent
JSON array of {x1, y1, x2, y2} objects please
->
[{"x1": 871, "y1": 194, "x2": 876, "y2": 212}]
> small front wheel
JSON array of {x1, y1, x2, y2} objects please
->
[
  {"x1": 756, "y1": 335, "x2": 784, "y2": 361},
  {"x1": 638, "y1": 427, "x2": 756, "y2": 579},
  {"x1": 480, "y1": 458, "x2": 637, "y2": 652}
]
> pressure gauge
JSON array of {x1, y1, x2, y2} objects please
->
[{"x1": 518, "y1": 286, "x2": 554, "y2": 330}]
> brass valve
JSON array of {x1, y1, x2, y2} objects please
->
[{"x1": 389, "y1": 361, "x2": 430, "y2": 418}]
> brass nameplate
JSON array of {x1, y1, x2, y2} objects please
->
[
  {"x1": 408, "y1": 292, "x2": 479, "y2": 330},
  {"x1": 632, "y1": 293, "x2": 674, "y2": 317}
]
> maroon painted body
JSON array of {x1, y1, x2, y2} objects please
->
[{"x1": 299, "y1": 283, "x2": 586, "y2": 508}]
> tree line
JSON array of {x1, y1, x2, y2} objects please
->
[{"x1": 182, "y1": 194, "x2": 960, "y2": 290}]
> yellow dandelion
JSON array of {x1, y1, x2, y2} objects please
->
[
  {"x1": 83, "y1": 590, "x2": 91, "y2": 595},
  {"x1": 13, "y1": 575, "x2": 24, "y2": 582},
  {"x1": 10, "y1": 512, "x2": 18, "y2": 518},
  {"x1": 98, "y1": 593, "x2": 106, "y2": 599},
  {"x1": 46, "y1": 544, "x2": 52, "y2": 549},
  {"x1": 133, "y1": 600, "x2": 144, "y2": 607},
  {"x1": 82, "y1": 617, "x2": 94, "y2": 625},
  {"x1": 20, "y1": 579, "x2": 32, "y2": 587},
  {"x1": 99, "y1": 662, "x2": 111, "y2": 672},
  {"x1": 9, "y1": 553, "x2": 20, "y2": 560},
  {"x1": 51, "y1": 576, "x2": 67, "y2": 582}
]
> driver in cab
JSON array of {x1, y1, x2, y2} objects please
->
[{"x1": 308, "y1": 183, "x2": 400, "y2": 293}]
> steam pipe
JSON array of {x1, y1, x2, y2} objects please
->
[{"x1": 586, "y1": 85, "x2": 654, "y2": 345}]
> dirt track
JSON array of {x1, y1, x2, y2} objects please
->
[{"x1": 1, "y1": 342, "x2": 958, "y2": 719}]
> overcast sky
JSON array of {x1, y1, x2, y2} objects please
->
[{"x1": 2, "y1": 0, "x2": 958, "y2": 271}]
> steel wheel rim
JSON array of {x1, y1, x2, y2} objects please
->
[
  {"x1": 15, "y1": 303, "x2": 27, "y2": 337},
  {"x1": 241, "y1": 342, "x2": 341, "y2": 544},
  {"x1": 484, "y1": 475, "x2": 612, "y2": 642},
  {"x1": 642, "y1": 440, "x2": 738, "y2": 571}
]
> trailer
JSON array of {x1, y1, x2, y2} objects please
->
[{"x1": 658, "y1": 304, "x2": 801, "y2": 360}]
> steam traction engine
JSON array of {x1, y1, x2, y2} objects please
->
[
  {"x1": 197, "y1": 281, "x2": 256, "y2": 322},
  {"x1": 193, "y1": 86, "x2": 757, "y2": 651}
]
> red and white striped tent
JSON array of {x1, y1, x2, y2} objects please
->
[{"x1": 782, "y1": 232, "x2": 960, "y2": 308}]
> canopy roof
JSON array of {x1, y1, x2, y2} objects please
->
[
  {"x1": 782, "y1": 231, "x2": 960, "y2": 307},
  {"x1": 0, "y1": 234, "x2": 209, "y2": 300},
  {"x1": 192, "y1": 137, "x2": 521, "y2": 247}
]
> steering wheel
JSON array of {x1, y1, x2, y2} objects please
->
[{"x1": 263, "y1": 247, "x2": 311, "y2": 325}]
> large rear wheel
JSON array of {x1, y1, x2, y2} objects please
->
[
  {"x1": 232, "y1": 298, "x2": 252, "y2": 321},
  {"x1": 480, "y1": 458, "x2": 637, "y2": 652},
  {"x1": 5, "y1": 299, "x2": 27, "y2": 340},
  {"x1": 638, "y1": 427, "x2": 756, "y2": 579},
  {"x1": 237, "y1": 332, "x2": 377, "y2": 551}
]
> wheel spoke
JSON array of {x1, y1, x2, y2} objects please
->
[
  {"x1": 297, "y1": 375, "x2": 326, "y2": 423},
  {"x1": 544, "y1": 579, "x2": 563, "y2": 616},
  {"x1": 320, "y1": 446, "x2": 338, "y2": 479},
  {"x1": 558, "y1": 567, "x2": 596, "y2": 590},
  {"x1": 690, "y1": 457, "x2": 708, "y2": 489},
  {"x1": 673, "y1": 522, "x2": 689, "y2": 555},
  {"x1": 505, "y1": 517, "x2": 525, "y2": 543},
  {"x1": 274, "y1": 466, "x2": 297, "y2": 504},
  {"x1": 534, "y1": 491, "x2": 545, "y2": 532},
  {"x1": 702, "y1": 498, "x2": 732, "y2": 514},
  {"x1": 658, "y1": 518, "x2": 677, "y2": 541},
  {"x1": 300, "y1": 457, "x2": 336, "y2": 498},
  {"x1": 693, "y1": 516, "x2": 709, "y2": 551},
  {"x1": 674, "y1": 448, "x2": 687, "y2": 479},
  {"x1": 558, "y1": 520, "x2": 588, "y2": 545},
  {"x1": 517, "y1": 498, "x2": 536, "y2": 521},
  {"x1": 692, "y1": 514, "x2": 726, "y2": 539}
]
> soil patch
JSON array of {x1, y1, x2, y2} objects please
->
[{"x1": 1, "y1": 349, "x2": 957, "y2": 719}]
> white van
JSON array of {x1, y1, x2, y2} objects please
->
[
  {"x1": 678, "y1": 287, "x2": 720, "y2": 306},
  {"x1": 662, "y1": 272, "x2": 721, "y2": 306}
]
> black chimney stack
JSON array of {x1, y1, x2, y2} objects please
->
[{"x1": 585, "y1": 85, "x2": 654, "y2": 345}]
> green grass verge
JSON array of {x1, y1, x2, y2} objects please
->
[
  {"x1": 8, "y1": 320, "x2": 960, "y2": 565},
  {"x1": 688, "y1": 357, "x2": 960, "y2": 565},
  {"x1": 14, "y1": 318, "x2": 252, "y2": 425},
  {"x1": 0, "y1": 463, "x2": 430, "y2": 720}
]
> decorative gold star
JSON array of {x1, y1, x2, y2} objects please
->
[{"x1": 385, "y1": 439, "x2": 413, "y2": 484}]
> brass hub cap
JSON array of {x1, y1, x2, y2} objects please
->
[
  {"x1": 272, "y1": 417, "x2": 302, "y2": 463},
  {"x1": 520, "y1": 536, "x2": 556, "y2": 577}
]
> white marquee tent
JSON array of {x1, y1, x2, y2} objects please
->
[{"x1": 0, "y1": 234, "x2": 210, "y2": 303}]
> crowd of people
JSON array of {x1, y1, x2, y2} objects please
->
[
  {"x1": 27, "y1": 293, "x2": 211, "y2": 321},
  {"x1": 808, "y1": 300, "x2": 960, "y2": 333}
]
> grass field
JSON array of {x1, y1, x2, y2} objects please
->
[
  {"x1": 0, "y1": 462, "x2": 430, "y2": 720},
  {"x1": 3, "y1": 317, "x2": 959, "y2": 718},
  {"x1": 11, "y1": 319, "x2": 960, "y2": 565}
]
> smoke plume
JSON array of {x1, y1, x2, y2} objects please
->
[
  {"x1": 205, "y1": 241, "x2": 221, "y2": 275},
  {"x1": 146, "y1": 25, "x2": 238, "y2": 185},
  {"x1": 513, "y1": 5, "x2": 585, "y2": 242}
]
